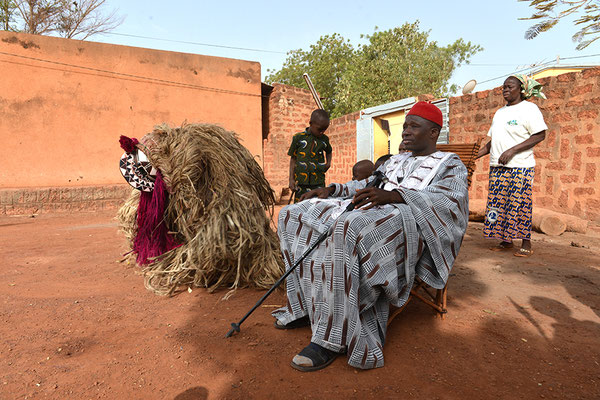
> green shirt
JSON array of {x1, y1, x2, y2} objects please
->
[{"x1": 288, "y1": 128, "x2": 332, "y2": 186}]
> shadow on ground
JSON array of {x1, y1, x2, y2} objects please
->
[{"x1": 174, "y1": 223, "x2": 600, "y2": 399}]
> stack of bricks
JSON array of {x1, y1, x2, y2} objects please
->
[
  {"x1": 0, "y1": 185, "x2": 132, "y2": 215},
  {"x1": 449, "y1": 67, "x2": 600, "y2": 223},
  {"x1": 263, "y1": 83, "x2": 359, "y2": 197}
]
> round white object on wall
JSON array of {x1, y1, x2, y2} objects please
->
[{"x1": 462, "y1": 79, "x2": 477, "y2": 94}]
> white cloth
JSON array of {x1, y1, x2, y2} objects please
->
[
  {"x1": 382, "y1": 152, "x2": 454, "y2": 191},
  {"x1": 313, "y1": 152, "x2": 452, "y2": 220},
  {"x1": 487, "y1": 101, "x2": 548, "y2": 168},
  {"x1": 273, "y1": 153, "x2": 469, "y2": 369}
]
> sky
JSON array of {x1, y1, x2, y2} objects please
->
[{"x1": 93, "y1": 0, "x2": 600, "y2": 94}]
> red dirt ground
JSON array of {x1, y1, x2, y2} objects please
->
[{"x1": 1, "y1": 209, "x2": 599, "y2": 399}]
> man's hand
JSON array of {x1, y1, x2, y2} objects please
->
[
  {"x1": 289, "y1": 179, "x2": 297, "y2": 192},
  {"x1": 498, "y1": 149, "x2": 516, "y2": 165},
  {"x1": 299, "y1": 186, "x2": 334, "y2": 201},
  {"x1": 352, "y1": 188, "x2": 403, "y2": 210}
]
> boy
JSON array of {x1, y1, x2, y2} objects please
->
[{"x1": 288, "y1": 109, "x2": 332, "y2": 202}]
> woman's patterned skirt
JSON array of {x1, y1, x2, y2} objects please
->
[{"x1": 484, "y1": 166, "x2": 535, "y2": 241}]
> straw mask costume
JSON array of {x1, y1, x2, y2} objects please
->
[{"x1": 117, "y1": 123, "x2": 284, "y2": 296}]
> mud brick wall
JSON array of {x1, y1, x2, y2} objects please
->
[
  {"x1": 0, "y1": 185, "x2": 132, "y2": 215},
  {"x1": 0, "y1": 31, "x2": 263, "y2": 189},
  {"x1": 264, "y1": 84, "x2": 358, "y2": 198},
  {"x1": 449, "y1": 68, "x2": 600, "y2": 223},
  {"x1": 325, "y1": 112, "x2": 360, "y2": 185},
  {"x1": 263, "y1": 84, "x2": 315, "y2": 197}
]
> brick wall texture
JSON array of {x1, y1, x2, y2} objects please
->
[
  {"x1": 7, "y1": 68, "x2": 599, "y2": 222},
  {"x1": 1, "y1": 185, "x2": 132, "y2": 215},
  {"x1": 263, "y1": 84, "x2": 359, "y2": 198},
  {"x1": 450, "y1": 67, "x2": 600, "y2": 223},
  {"x1": 325, "y1": 111, "x2": 360, "y2": 185},
  {"x1": 263, "y1": 84, "x2": 315, "y2": 197}
]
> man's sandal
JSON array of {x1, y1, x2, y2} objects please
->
[
  {"x1": 274, "y1": 316, "x2": 310, "y2": 330},
  {"x1": 290, "y1": 342, "x2": 339, "y2": 372},
  {"x1": 514, "y1": 248, "x2": 533, "y2": 257}
]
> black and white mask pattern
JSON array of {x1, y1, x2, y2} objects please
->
[{"x1": 119, "y1": 149, "x2": 157, "y2": 192}]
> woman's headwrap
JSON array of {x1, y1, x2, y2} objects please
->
[{"x1": 511, "y1": 74, "x2": 547, "y2": 100}]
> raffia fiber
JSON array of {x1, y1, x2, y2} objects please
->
[{"x1": 117, "y1": 123, "x2": 284, "y2": 296}]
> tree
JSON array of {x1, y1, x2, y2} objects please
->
[
  {"x1": 334, "y1": 23, "x2": 482, "y2": 116},
  {"x1": 13, "y1": 0, "x2": 61, "y2": 35},
  {"x1": 266, "y1": 33, "x2": 355, "y2": 114},
  {"x1": 266, "y1": 22, "x2": 482, "y2": 117},
  {"x1": 2, "y1": 0, "x2": 122, "y2": 39},
  {"x1": 55, "y1": 0, "x2": 123, "y2": 40},
  {"x1": 520, "y1": 0, "x2": 600, "y2": 50},
  {"x1": 0, "y1": 1, "x2": 17, "y2": 31}
]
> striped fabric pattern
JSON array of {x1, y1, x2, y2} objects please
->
[
  {"x1": 483, "y1": 166, "x2": 534, "y2": 241},
  {"x1": 273, "y1": 154, "x2": 469, "y2": 369}
]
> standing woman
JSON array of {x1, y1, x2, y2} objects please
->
[{"x1": 476, "y1": 74, "x2": 548, "y2": 257}]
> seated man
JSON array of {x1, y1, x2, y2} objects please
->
[
  {"x1": 273, "y1": 102, "x2": 469, "y2": 371},
  {"x1": 351, "y1": 159, "x2": 375, "y2": 181}
]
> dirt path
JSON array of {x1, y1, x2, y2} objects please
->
[{"x1": 1, "y1": 210, "x2": 599, "y2": 399}]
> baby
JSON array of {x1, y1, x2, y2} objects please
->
[{"x1": 352, "y1": 159, "x2": 375, "y2": 181}]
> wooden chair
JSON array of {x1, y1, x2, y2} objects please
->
[{"x1": 388, "y1": 139, "x2": 483, "y2": 324}]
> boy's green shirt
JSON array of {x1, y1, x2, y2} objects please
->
[{"x1": 288, "y1": 128, "x2": 332, "y2": 186}]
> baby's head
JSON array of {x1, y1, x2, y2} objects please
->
[
  {"x1": 352, "y1": 160, "x2": 375, "y2": 181},
  {"x1": 374, "y1": 154, "x2": 393, "y2": 170}
]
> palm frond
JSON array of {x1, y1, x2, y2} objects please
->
[
  {"x1": 575, "y1": 36, "x2": 599, "y2": 49},
  {"x1": 525, "y1": 20, "x2": 558, "y2": 39}
]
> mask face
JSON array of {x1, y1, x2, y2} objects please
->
[
  {"x1": 119, "y1": 148, "x2": 157, "y2": 192},
  {"x1": 135, "y1": 150, "x2": 156, "y2": 178}
]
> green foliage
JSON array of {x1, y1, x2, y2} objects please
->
[
  {"x1": 266, "y1": 22, "x2": 482, "y2": 118},
  {"x1": 266, "y1": 33, "x2": 354, "y2": 114},
  {"x1": 520, "y1": 0, "x2": 600, "y2": 50}
]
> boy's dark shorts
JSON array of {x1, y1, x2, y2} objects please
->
[{"x1": 294, "y1": 184, "x2": 324, "y2": 203}]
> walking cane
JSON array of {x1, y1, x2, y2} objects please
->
[{"x1": 225, "y1": 170, "x2": 388, "y2": 338}]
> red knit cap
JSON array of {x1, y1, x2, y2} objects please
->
[{"x1": 406, "y1": 101, "x2": 443, "y2": 127}]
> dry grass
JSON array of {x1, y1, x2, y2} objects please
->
[{"x1": 118, "y1": 123, "x2": 284, "y2": 296}]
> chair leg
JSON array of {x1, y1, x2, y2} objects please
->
[
  {"x1": 438, "y1": 284, "x2": 448, "y2": 319},
  {"x1": 432, "y1": 284, "x2": 449, "y2": 319},
  {"x1": 440, "y1": 285, "x2": 448, "y2": 320},
  {"x1": 388, "y1": 282, "x2": 450, "y2": 324},
  {"x1": 387, "y1": 295, "x2": 413, "y2": 326},
  {"x1": 434, "y1": 289, "x2": 443, "y2": 319}
]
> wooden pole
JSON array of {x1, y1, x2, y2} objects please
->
[{"x1": 303, "y1": 73, "x2": 324, "y2": 110}]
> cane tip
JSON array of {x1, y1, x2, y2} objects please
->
[{"x1": 225, "y1": 322, "x2": 240, "y2": 338}]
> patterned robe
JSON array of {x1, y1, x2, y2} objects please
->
[{"x1": 273, "y1": 151, "x2": 469, "y2": 369}]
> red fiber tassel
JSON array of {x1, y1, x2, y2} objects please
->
[
  {"x1": 133, "y1": 171, "x2": 179, "y2": 264},
  {"x1": 119, "y1": 135, "x2": 139, "y2": 153}
]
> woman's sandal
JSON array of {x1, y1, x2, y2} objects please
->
[
  {"x1": 274, "y1": 316, "x2": 310, "y2": 330},
  {"x1": 290, "y1": 342, "x2": 339, "y2": 372},
  {"x1": 514, "y1": 248, "x2": 533, "y2": 257},
  {"x1": 490, "y1": 241, "x2": 514, "y2": 251}
]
